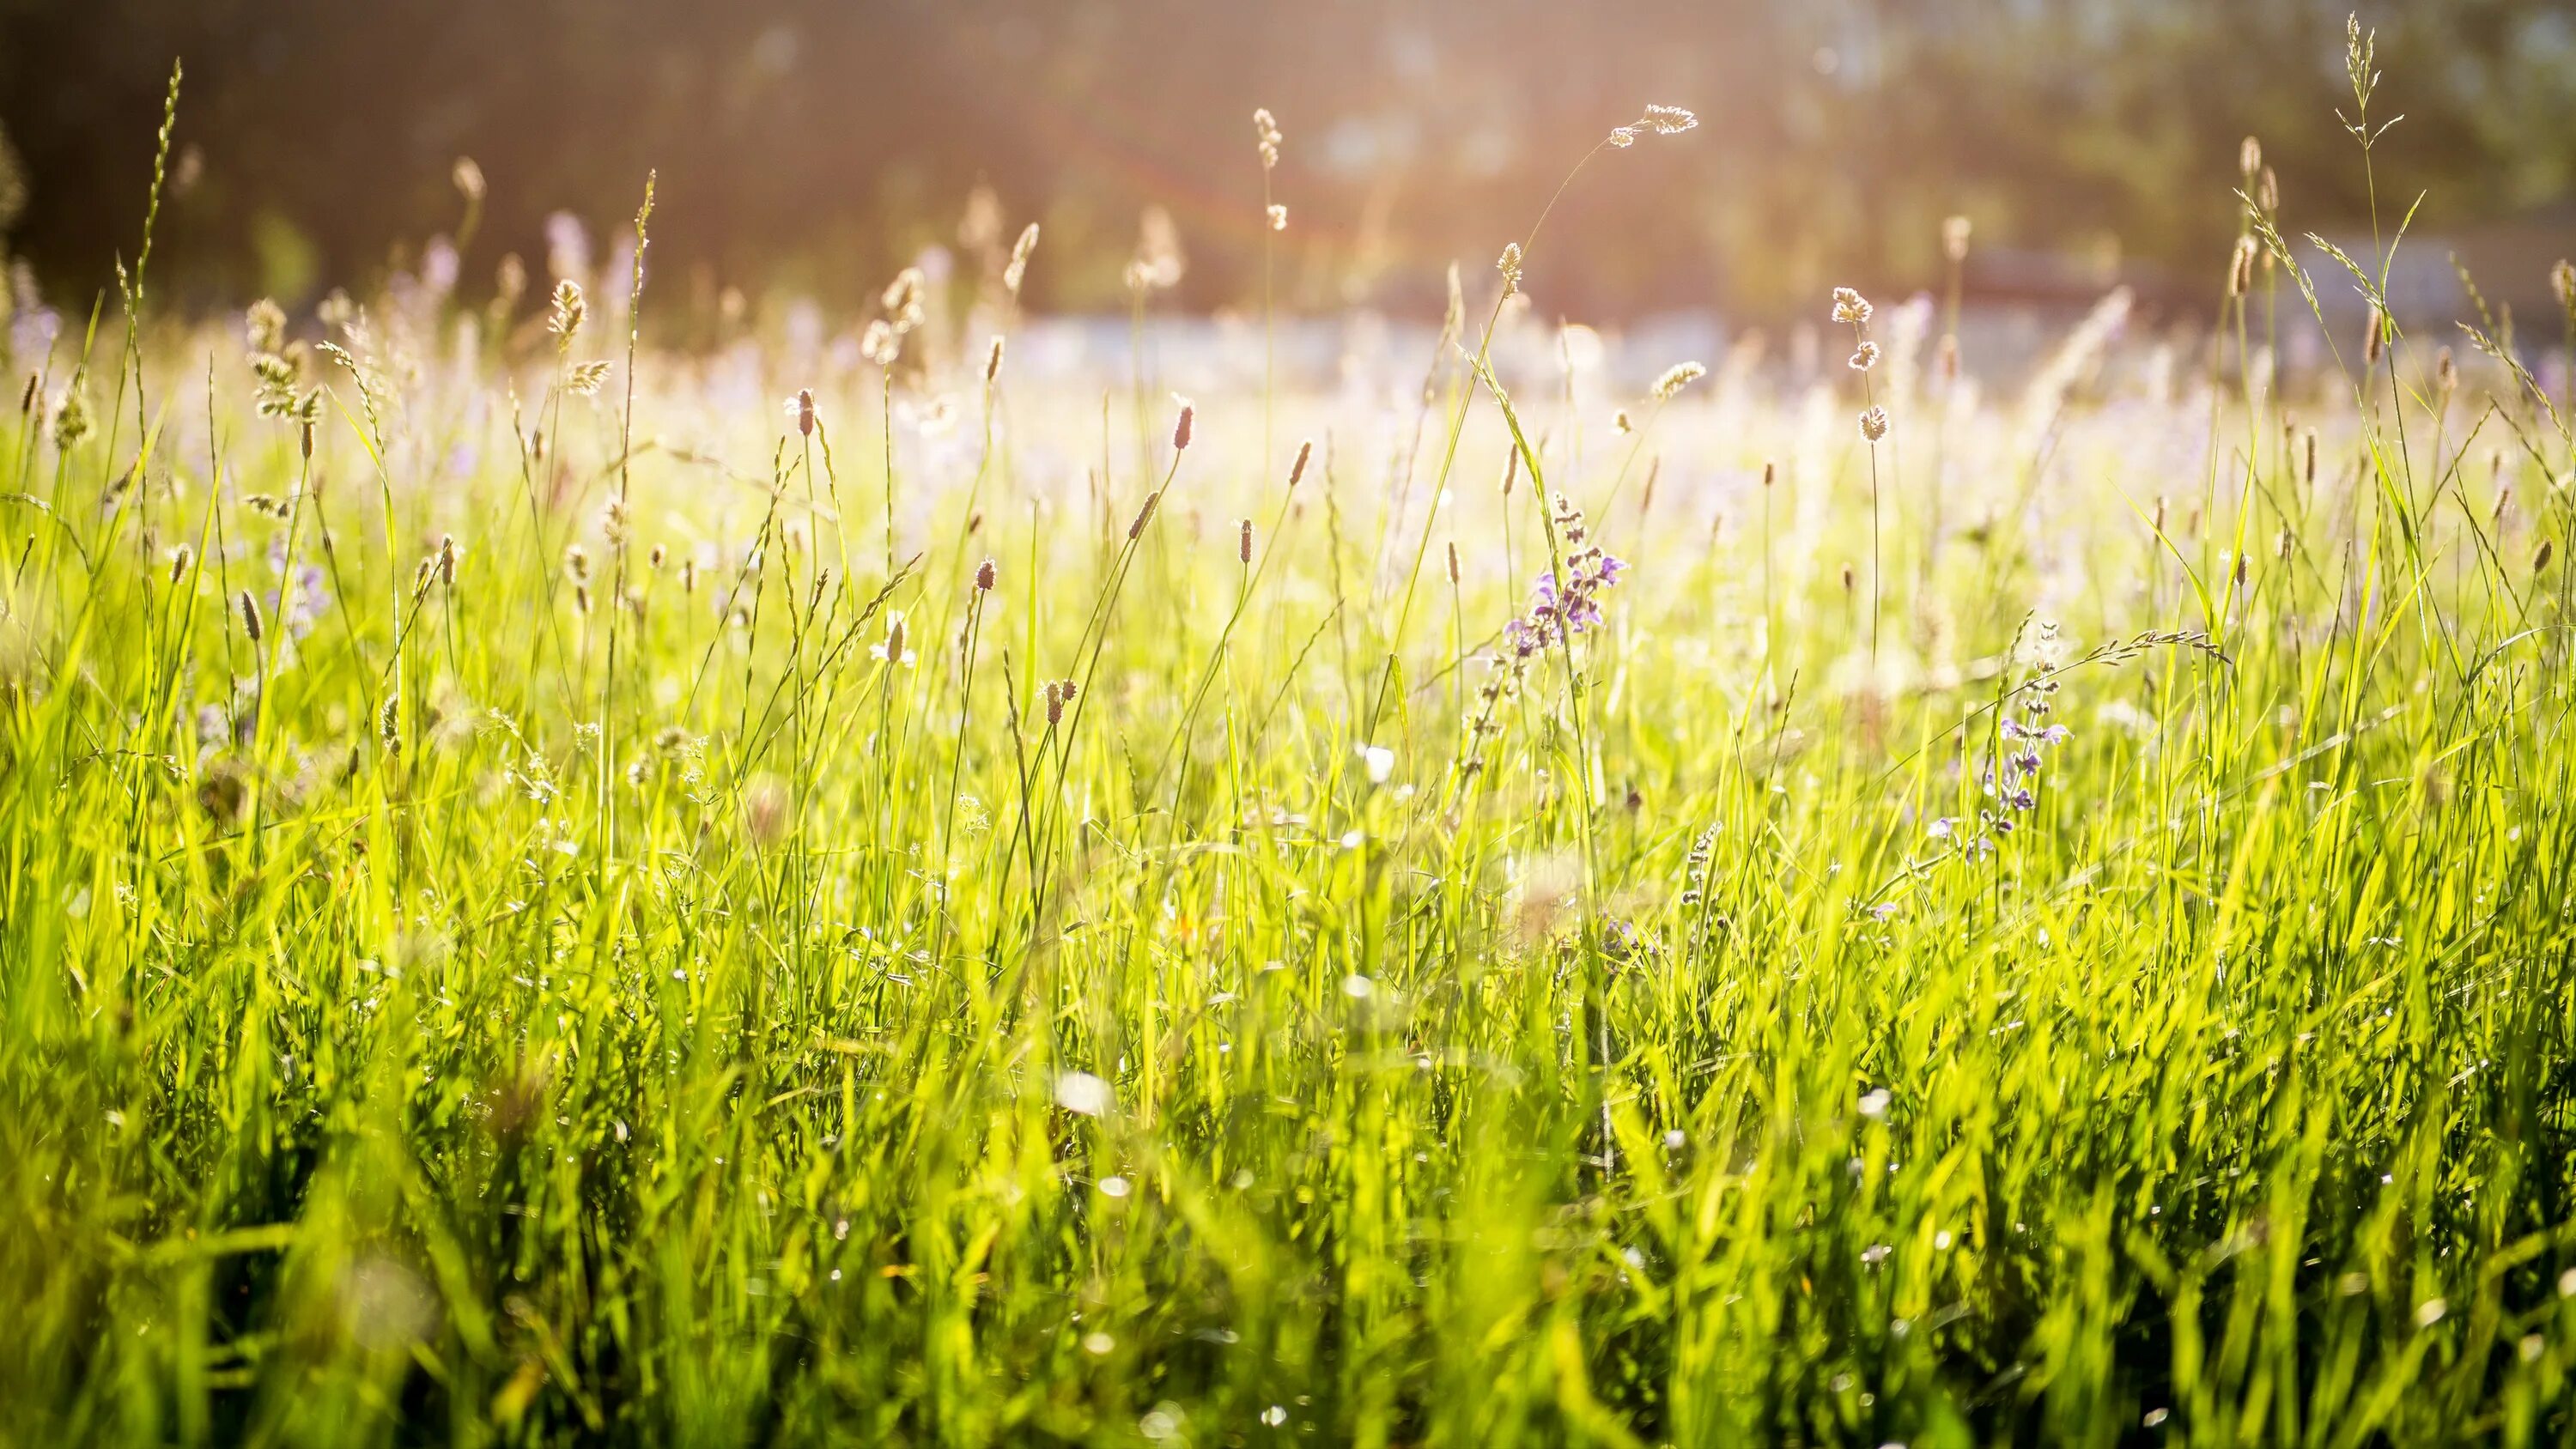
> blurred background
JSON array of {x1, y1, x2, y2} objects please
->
[{"x1": 2, "y1": 0, "x2": 2574, "y2": 329}]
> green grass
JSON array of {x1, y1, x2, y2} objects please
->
[{"x1": 5, "y1": 45, "x2": 2576, "y2": 1449}]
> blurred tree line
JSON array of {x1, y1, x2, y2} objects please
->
[{"x1": 0, "y1": 0, "x2": 2570, "y2": 322}]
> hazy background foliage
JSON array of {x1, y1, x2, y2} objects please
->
[{"x1": 3, "y1": 0, "x2": 2575, "y2": 321}]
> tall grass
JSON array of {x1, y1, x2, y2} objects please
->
[{"x1": 3, "y1": 28, "x2": 2574, "y2": 1448}]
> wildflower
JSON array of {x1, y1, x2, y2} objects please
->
[
  {"x1": 1679, "y1": 825, "x2": 1716, "y2": 905},
  {"x1": 860, "y1": 319, "x2": 898, "y2": 367},
  {"x1": 1358, "y1": 744, "x2": 1394, "y2": 784},
  {"x1": 1652, "y1": 361, "x2": 1706, "y2": 401},
  {"x1": 1267, "y1": 203, "x2": 1287, "y2": 232},
  {"x1": 1831, "y1": 287, "x2": 1874, "y2": 325},
  {"x1": 872, "y1": 611, "x2": 917, "y2": 668}
]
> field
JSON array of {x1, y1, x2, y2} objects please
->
[{"x1": 5, "y1": 33, "x2": 2576, "y2": 1448}]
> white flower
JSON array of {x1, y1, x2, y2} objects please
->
[
  {"x1": 1053, "y1": 1071, "x2": 1112, "y2": 1116},
  {"x1": 1358, "y1": 744, "x2": 1394, "y2": 784}
]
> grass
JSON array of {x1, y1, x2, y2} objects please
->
[{"x1": 4, "y1": 39, "x2": 2576, "y2": 1449}]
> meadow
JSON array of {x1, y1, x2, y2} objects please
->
[{"x1": 4, "y1": 26, "x2": 2576, "y2": 1447}]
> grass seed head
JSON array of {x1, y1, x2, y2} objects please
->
[
  {"x1": 1654, "y1": 361, "x2": 1707, "y2": 400},
  {"x1": 1005, "y1": 223, "x2": 1040, "y2": 294},
  {"x1": 1254, "y1": 107, "x2": 1282, "y2": 169},
  {"x1": 548, "y1": 280, "x2": 586, "y2": 343}
]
